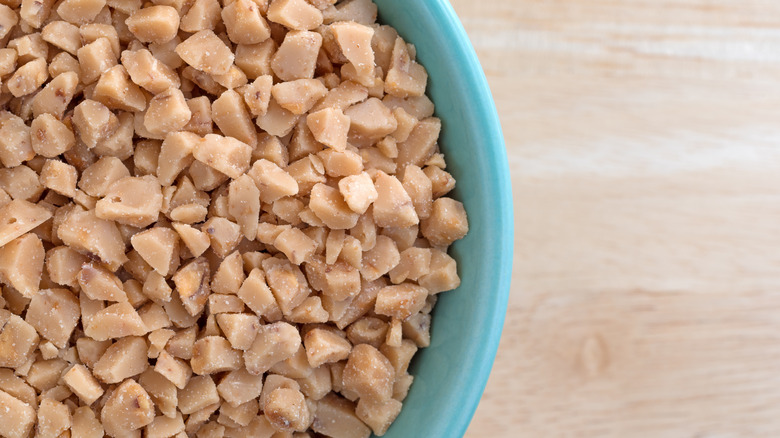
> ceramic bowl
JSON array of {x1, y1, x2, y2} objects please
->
[{"x1": 372, "y1": 1, "x2": 513, "y2": 436}]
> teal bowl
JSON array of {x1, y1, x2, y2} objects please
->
[{"x1": 372, "y1": 0, "x2": 513, "y2": 437}]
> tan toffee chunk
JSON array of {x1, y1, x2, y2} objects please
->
[
  {"x1": 0, "y1": 0, "x2": 467, "y2": 435},
  {"x1": 62, "y1": 364, "x2": 104, "y2": 404},
  {"x1": 0, "y1": 389, "x2": 36, "y2": 438},
  {"x1": 0, "y1": 310, "x2": 39, "y2": 368},
  {"x1": 264, "y1": 387, "x2": 312, "y2": 432},
  {"x1": 175, "y1": 30, "x2": 234, "y2": 76},
  {"x1": 126, "y1": 6, "x2": 180, "y2": 44},
  {"x1": 0, "y1": 233, "x2": 44, "y2": 297},
  {"x1": 101, "y1": 379, "x2": 155, "y2": 436}
]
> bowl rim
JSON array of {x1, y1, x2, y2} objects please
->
[
  {"x1": 432, "y1": 1, "x2": 513, "y2": 434},
  {"x1": 373, "y1": 0, "x2": 514, "y2": 436}
]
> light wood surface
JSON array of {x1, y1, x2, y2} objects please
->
[{"x1": 454, "y1": 1, "x2": 780, "y2": 436}]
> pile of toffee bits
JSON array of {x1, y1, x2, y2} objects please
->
[{"x1": 0, "y1": 0, "x2": 469, "y2": 436}]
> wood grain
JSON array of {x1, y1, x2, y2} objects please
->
[{"x1": 452, "y1": 0, "x2": 780, "y2": 436}]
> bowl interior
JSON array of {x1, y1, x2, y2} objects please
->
[{"x1": 371, "y1": 0, "x2": 513, "y2": 437}]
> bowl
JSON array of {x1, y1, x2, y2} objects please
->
[{"x1": 371, "y1": 0, "x2": 514, "y2": 436}]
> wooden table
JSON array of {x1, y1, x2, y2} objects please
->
[{"x1": 454, "y1": 0, "x2": 780, "y2": 436}]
